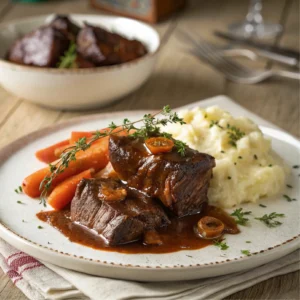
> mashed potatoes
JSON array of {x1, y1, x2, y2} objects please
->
[{"x1": 165, "y1": 106, "x2": 288, "y2": 208}]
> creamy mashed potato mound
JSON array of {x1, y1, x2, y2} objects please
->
[{"x1": 165, "y1": 106, "x2": 288, "y2": 208}]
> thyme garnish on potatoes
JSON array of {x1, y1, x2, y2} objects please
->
[
  {"x1": 209, "y1": 120, "x2": 245, "y2": 147},
  {"x1": 226, "y1": 124, "x2": 245, "y2": 147},
  {"x1": 39, "y1": 106, "x2": 186, "y2": 205}
]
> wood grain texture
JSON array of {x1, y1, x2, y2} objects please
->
[
  {"x1": 0, "y1": 0, "x2": 299, "y2": 299},
  {"x1": 0, "y1": 0, "x2": 12, "y2": 19}
]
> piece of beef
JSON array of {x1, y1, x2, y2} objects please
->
[
  {"x1": 71, "y1": 178, "x2": 170, "y2": 246},
  {"x1": 75, "y1": 53, "x2": 96, "y2": 68},
  {"x1": 7, "y1": 26, "x2": 69, "y2": 67},
  {"x1": 76, "y1": 24, "x2": 147, "y2": 66},
  {"x1": 109, "y1": 135, "x2": 216, "y2": 217},
  {"x1": 50, "y1": 15, "x2": 80, "y2": 40}
]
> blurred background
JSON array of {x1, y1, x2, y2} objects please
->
[{"x1": 0, "y1": 0, "x2": 299, "y2": 135}]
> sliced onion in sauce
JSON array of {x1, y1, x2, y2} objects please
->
[{"x1": 194, "y1": 216, "x2": 225, "y2": 239}]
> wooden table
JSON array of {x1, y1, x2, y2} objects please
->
[{"x1": 0, "y1": 0, "x2": 299, "y2": 299}]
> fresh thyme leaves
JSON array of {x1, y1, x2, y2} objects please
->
[
  {"x1": 283, "y1": 194, "x2": 296, "y2": 202},
  {"x1": 259, "y1": 204, "x2": 267, "y2": 208},
  {"x1": 214, "y1": 240, "x2": 229, "y2": 250},
  {"x1": 241, "y1": 250, "x2": 250, "y2": 256},
  {"x1": 39, "y1": 106, "x2": 186, "y2": 205},
  {"x1": 254, "y1": 154, "x2": 258, "y2": 160},
  {"x1": 269, "y1": 164, "x2": 273, "y2": 167},
  {"x1": 238, "y1": 156, "x2": 242, "y2": 159},
  {"x1": 227, "y1": 124, "x2": 245, "y2": 147},
  {"x1": 293, "y1": 165, "x2": 299, "y2": 169},
  {"x1": 231, "y1": 208, "x2": 252, "y2": 226},
  {"x1": 246, "y1": 241, "x2": 251, "y2": 243},
  {"x1": 57, "y1": 41, "x2": 77, "y2": 69},
  {"x1": 286, "y1": 184, "x2": 293, "y2": 188},
  {"x1": 209, "y1": 120, "x2": 223, "y2": 129},
  {"x1": 37, "y1": 226, "x2": 43, "y2": 229},
  {"x1": 228, "y1": 176, "x2": 231, "y2": 180},
  {"x1": 14, "y1": 186, "x2": 23, "y2": 194},
  {"x1": 17, "y1": 200, "x2": 24, "y2": 204},
  {"x1": 209, "y1": 122, "x2": 245, "y2": 148},
  {"x1": 173, "y1": 140, "x2": 188, "y2": 156},
  {"x1": 221, "y1": 150, "x2": 225, "y2": 153},
  {"x1": 255, "y1": 212, "x2": 285, "y2": 228}
]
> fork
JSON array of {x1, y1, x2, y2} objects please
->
[{"x1": 177, "y1": 30, "x2": 300, "y2": 84}]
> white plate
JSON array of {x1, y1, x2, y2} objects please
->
[{"x1": 0, "y1": 96, "x2": 299, "y2": 281}]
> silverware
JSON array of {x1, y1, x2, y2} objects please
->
[
  {"x1": 177, "y1": 30, "x2": 300, "y2": 84},
  {"x1": 214, "y1": 31, "x2": 300, "y2": 68}
]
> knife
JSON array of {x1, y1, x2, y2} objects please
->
[{"x1": 214, "y1": 31, "x2": 300, "y2": 67}]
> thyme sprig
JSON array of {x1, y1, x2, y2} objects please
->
[
  {"x1": 214, "y1": 240, "x2": 229, "y2": 250},
  {"x1": 39, "y1": 106, "x2": 186, "y2": 205},
  {"x1": 57, "y1": 41, "x2": 77, "y2": 69},
  {"x1": 231, "y1": 208, "x2": 252, "y2": 226},
  {"x1": 241, "y1": 250, "x2": 250, "y2": 256},
  {"x1": 255, "y1": 212, "x2": 285, "y2": 228}
]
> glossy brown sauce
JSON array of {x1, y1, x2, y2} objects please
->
[{"x1": 37, "y1": 205, "x2": 239, "y2": 254}]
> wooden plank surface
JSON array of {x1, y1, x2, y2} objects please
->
[
  {"x1": 0, "y1": 0, "x2": 299, "y2": 299},
  {"x1": 0, "y1": 0, "x2": 11, "y2": 18}
]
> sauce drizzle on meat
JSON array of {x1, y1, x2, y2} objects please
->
[{"x1": 37, "y1": 204, "x2": 239, "y2": 254}]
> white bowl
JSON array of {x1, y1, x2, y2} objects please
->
[{"x1": 0, "y1": 14, "x2": 160, "y2": 110}]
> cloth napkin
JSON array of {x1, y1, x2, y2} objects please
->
[{"x1": 0, "y1": 238, "x2": 299, "y2": 300}]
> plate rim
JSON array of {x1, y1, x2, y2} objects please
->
[{"x1": 0, "y1": 104, "x2": 299, "y2": 271}]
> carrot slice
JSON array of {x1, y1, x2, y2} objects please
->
[
  {"x1": 35, "y1": 140, "x2": 69, "y2": 163},
  {"x1": 23, "y1": 139, "x2": 109, "y2": 198},
  {"x1": 47, "y1": 169, "x2": 93, "y2": 210},
  {"x1": 145, "y1": 137, "x2": 174, "y2": 154}
]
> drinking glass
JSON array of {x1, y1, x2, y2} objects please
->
[{"x1": 228, "y1": 0, "x2": 282, "y2": 38}]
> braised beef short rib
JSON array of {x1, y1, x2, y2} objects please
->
[
  {"x1": 76, "y1": 24, "x2": 147, "y2": 66},
  {"x1": 7, "y1": 15, "x2": 79, "y2": 67},
  {"x1": 50, "y1": 15, "x2": 80, "y2": 40},
  {"x1": 109, "y1": 135, "x2": 216, "y2": 217},
  {"x1": 71, "y1": 178, "x2": 170, "y2": 246},
  {"x1": 7, "y1": 26, "x2": 69, "y2": 67}
]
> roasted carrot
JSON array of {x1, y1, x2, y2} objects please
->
[
  {"x1": 47, "y1": 169, "x2": 94, "y2": 210},
  {"x1": 69, "y1": 127, "x2": 128, "y2": 145},
  {"x1": 23, "y1": 139, "x2": 109, "y2": 198},
  {"x1": 35, "y1": 140, "x2": 69, "y2": 163},
  {"x1": 69, "y1": 131, "x2": 95, "y2": 144},
  {"x1": 54, "y1": 144, "x2": 72, "y2": 158}
]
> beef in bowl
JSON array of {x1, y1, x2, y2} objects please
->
[
  {"x1": 0, "y1": 14, "x2": 159, "y2": 110},
  {"x1": 7, "y1": 15, "x2": 148, "y2": 69}
]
